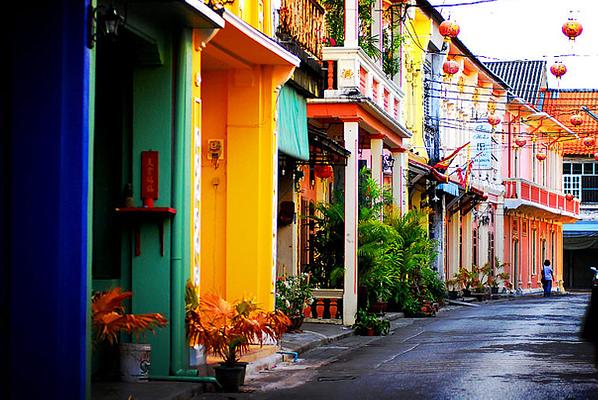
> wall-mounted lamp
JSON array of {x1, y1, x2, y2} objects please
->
[
  {"x1": 87, "y1": 2, "x2": 126, "y2": 49},
  {"x1": 382, "y1": 154, "x2": 395, "y2": 171}
]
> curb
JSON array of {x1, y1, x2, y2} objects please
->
[{"x1": 281, "y1": 328, "x2": 356, "y2": 355}]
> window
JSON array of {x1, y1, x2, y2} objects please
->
[
  {"x1": 582, "y1": 176, "x2": 598, "y2": 202},
  {"x1": 532, "y1": 143, "x2": 537, "y2": 182},
  {"x1": 563, "y1": 161, "x2": 598, "y2": 203},
  {"x1": 551, "y1": 231, "x2": 556, "y2": 277},
  {"x1": 563, "y1": 163, "x2": 571, "y2": 174},
  {"x1": 513, "y1": 240, "x2": 519, "y2": 289},
  {"x1": 488, "y1": 232, "x2": 495, "y2": 269},
  {"x1": 532, "y1": 229, "x2": 538, "y2": 275},
  {"x1": 563, "y1": 175, "x2": 581, "y2": 198},
  {"x1": 472, "y1": 228, "x2": 478, "y2": 266},
  {"x1": 542, "y1": 156, "x2": 547, "y2": 186},
  {"x1": 585, "y1": 163, "x2": 595, "y2": 174}
]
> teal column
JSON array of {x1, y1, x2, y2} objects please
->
[
  {"x1": 131, "y1": 31, "x2": 172, "y2": 376},
  {"x1": 171, "y1": 28, "x2": 193, "y2": 373}
]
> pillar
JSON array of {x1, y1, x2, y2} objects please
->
[
  {"x1": 391, "y1": 149, "x2": 406, "y2": 214},
  {"x1": 345, "y1": 0, "x2": 359, "y2": 48},
  {"x1": 343, "y1": 120, "x2": 359, "y2": 325},
  {"x1": 370, "y1": 136, "x2": 384, "y2": 215},
  {"x1": 495, "y1": 199, "x2": 505, "y2": 272},
  {"x1": 372, "y1": 0, "x2": 383, "y2": 66}
]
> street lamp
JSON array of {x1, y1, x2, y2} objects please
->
[
  {"x1": 87, "y1": 2, "x2": 126, "y2": 49},
  {"x1": 382, "y1": 154, "x2": 395, "y2": 172}
]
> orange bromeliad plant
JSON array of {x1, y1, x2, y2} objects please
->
[
  {"x1": 92, "y1": 287, "x2": 168, "y2": 345},
  {"x1": 186, "y1": 287, "x2": 290, "y2": 367}
]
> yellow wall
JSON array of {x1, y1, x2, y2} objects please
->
[
  {"x1": 201, "y1": 65, "x2": 290, "y2": 310},
  {"x1": 404, "y1": 9, "x2": 431, "y2": 163},
  {"x1": 226, "y1": 0, "x2": 272, "y2": 36},
  {"x1": 197, "y1": 1, "x2": 294, "y2": 310}
]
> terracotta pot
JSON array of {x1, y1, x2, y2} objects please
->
[{"x1": 366, "y1": 327, "x2": 375, "y2": 336}]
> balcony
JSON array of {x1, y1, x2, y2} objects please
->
[
  {"x1": 322, "y1": 46, "x2": 405, "y2": 124},
  {"x1": 277, "y1": 0, "x2": 325, "y2": 59},
  {"x1": 504, "y1": 178, "x2": 580, "y2": 222}
]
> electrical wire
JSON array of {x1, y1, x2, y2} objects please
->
[{"x1": 432, "y1": 0, "x2": 498, "y2": 7}]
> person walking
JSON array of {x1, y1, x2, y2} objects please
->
[{"x1": 541, "y1": 259, "x2": 554, "y2": 297}]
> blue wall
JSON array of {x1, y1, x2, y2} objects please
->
[{"x1": 7, "y1": 1, "x2": 90, "y2": 398}]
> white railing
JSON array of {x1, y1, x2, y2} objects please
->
[{"x1": 323, "y1": 46, "x2": 404, "y2": 123}]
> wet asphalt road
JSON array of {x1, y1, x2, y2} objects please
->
[{"x1": 198, "y1": 294, "x2": 598, "y2": 400}]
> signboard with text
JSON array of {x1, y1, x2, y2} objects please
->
[
  {"x1": 472, "y1": 123, "x2": 492, "y2": 170},
  {"x1": 141, "y1": 151, "x2": 159, "y2": 205}
]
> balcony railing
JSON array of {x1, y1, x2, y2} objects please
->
[
  {"x1": 323, "y1": 46, "x2": 404, "y2": 123},
  {"x1": 504, "y1": 178, "x2": 580, "y2": 215},
  {"x1": 304, "y1": 288, "x2": 343, "y2": 324},
  {"x1": 278, "y1": 0, "x2": 325, "y2": 59}
]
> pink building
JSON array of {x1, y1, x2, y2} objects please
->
[{"x1": 487, "y1": 61, "x2": 580, "y2": 293}]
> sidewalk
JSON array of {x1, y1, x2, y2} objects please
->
[
  {"x1": 91, "y1": 313, "x2": 405, "y2": 400},
  {"x1": 93, "y1": 292, "x2": 566, "y2": 399}
]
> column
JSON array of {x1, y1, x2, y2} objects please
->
[
  {"x1": 372, "y1": 0, "x2": 383, "y2": 67},
  {"x1": 345, "y1": 0, "x2": 359, "y2": 48},
  {"x1": 391, "y1": 149, "x2": 407, "y2": 214},
  {"x1": 370, "y1": 136, "x2": 384, "y2": 203},
  {"x1": 343, "y1": 120, "x2": 359, "y2": 325},
  {"x1": 495, "y1": 199, "x2": 505, "y2": 273}
]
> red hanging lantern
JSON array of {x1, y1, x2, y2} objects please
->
[
  {"x1": 565, "y1": 193, "x2": 575, "y2": 201},
  {"x1": 487, "y1": 114, "x2": 501, "y2": 126},
  {"x1": 594, "y1": 152, "x2": 598, "y2": 161},
  {"x1": 443, "y1": 59, "x2": 459, "y2": 76},
  {"x1": 550, "y1": 62, "x2": 567, "y2": 79},
  {"x1": 583, "y1": 136, "x2": 595, "y2": 147},
  {"x1": 570, "y1": 113, "x2": 584, "y2": 126},
  {"x1": 514, "y1": 137, "x2": 526, "y2": 148},
  {"x1": 439, "y1": 20, "x2": 460, "y2": 42},
  {"x1": 562, "y1": 18, "x2": 583, "y2": 41},
  {"x1": 314, "y1": 164, "x2": 333, "y2": 179},
  {"x1": 536, "y1": 151, "x2": 546, "y2": 161}
]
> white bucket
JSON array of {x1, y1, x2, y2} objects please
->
[{"x1": 120, "y1": 343, "x2": 152, "y2": 383}]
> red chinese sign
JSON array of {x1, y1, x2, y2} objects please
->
[{"x1": 141, "y1": 151, "x2": 159, "y2": 207}]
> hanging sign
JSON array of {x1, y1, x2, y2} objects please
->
[
  {"x1": 141, "y1": 151, "x2": 159, "y2": 207},
  {"x1": 472, "y1": 123, "x2": 492, "y2": 170}
]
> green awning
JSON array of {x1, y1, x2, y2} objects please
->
[{"x1": 277, "y1": 84, "x2": 309, "y2": 161}]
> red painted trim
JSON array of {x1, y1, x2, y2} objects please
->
[{"x1": 307, "y1": 102, "x2": 404, "y2": 146}]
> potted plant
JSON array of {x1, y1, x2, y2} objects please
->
[
  {"x1": 92, "y1": 287, "x2": 168, "y2": 382},
  {"x1": 186, "y1": 291, "x2": 290, "y2": 392},
  {"x1": 446, "y1": 278, "x2": 460, "y2": 300},
  {"x1": 275, "y1": 273, "x2": 314, "y2": 331},
  {"x1": 455, "y1": 266, "x2": 475, "y2": 297},
  {"x1": 352, "y1": 309, "x2": 390, "y2": 336}
]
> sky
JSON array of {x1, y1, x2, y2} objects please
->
[{"x1": 435, "y1": 0, "x2": 598, "y2": 89}]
